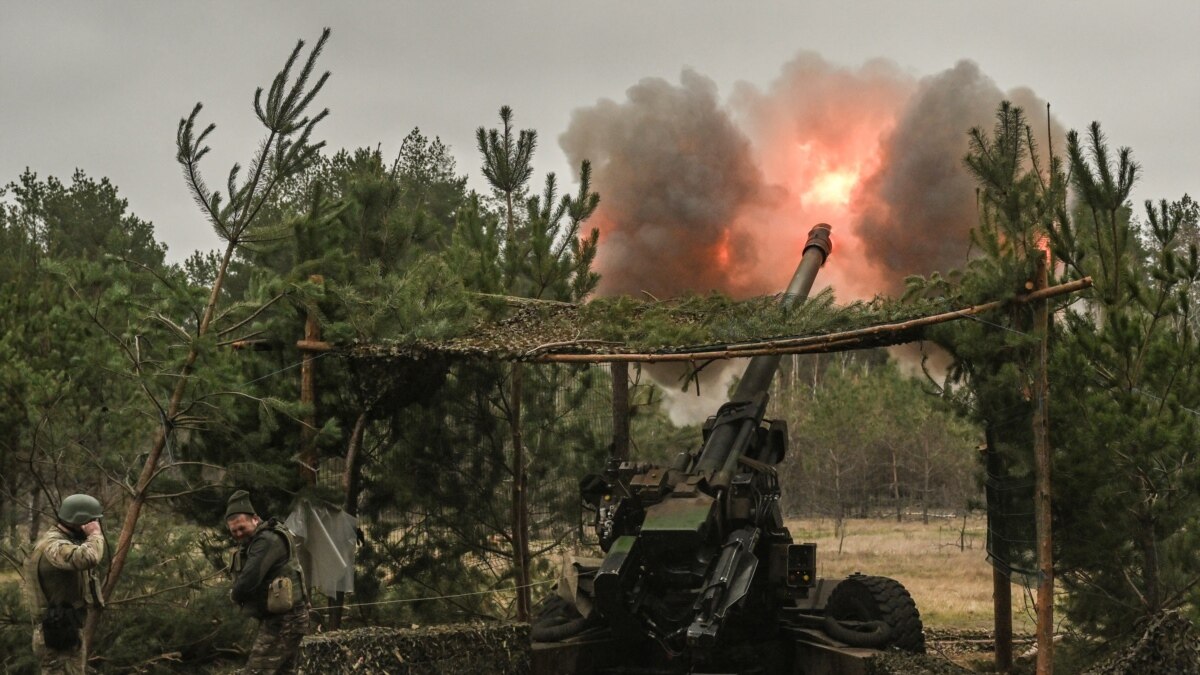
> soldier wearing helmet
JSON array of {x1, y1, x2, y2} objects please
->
[
  {"x1": 23, "y1": 493, "x2": 106, "y2": 675},
  {"x1": 224, "y1": 490, "x2": 310, "y2": 674}
]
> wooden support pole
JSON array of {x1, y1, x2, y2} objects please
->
[
  {"x1": 296, "y1": 339, "x2": 333, "y2": 352},
  {"x1": 611, "y1": 362, "x2": 630, "y2": 461},
  {"x1": 1032, "y1": 255, "x2": 1054, "y2": 674},
  {"x1": 993, "y1": 566, "x2": 1014, "y2": 672},
  {"x1": 986, "y1": 423, "x2": 1014, "y2": 672}
]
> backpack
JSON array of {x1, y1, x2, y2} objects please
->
[
  {"x1": 231, "y1": 519, "x2": 309, "y2": 614},
  {"x1": 264, "y1": 520, "x2": 309, "y2": 614}
]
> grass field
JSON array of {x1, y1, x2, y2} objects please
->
[{"x1": 786, "y1": 515, "x2": 1037, "y2": 634}]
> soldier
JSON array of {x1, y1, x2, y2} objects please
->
[
  {"x1": 24, "y1": 493, "x2": 106, "y2": 675},
  {"x1": 224, "y1": 490, "x2": 310, "y2": 674}
]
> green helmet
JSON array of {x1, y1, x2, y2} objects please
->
[{"x1": 58, "y1": 494, "x2": 103, "y2": 526}]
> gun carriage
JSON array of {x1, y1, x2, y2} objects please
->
[{"x1": 532, "y1": 224, "x2": 925, "y2": 675}]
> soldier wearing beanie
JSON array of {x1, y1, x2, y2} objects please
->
[
  {"x1": 224, "y1": 490, "x2": 309, "y2": 674},
  {"x1": 23, "y1": 493, "x2": 106, "y2": 675}
]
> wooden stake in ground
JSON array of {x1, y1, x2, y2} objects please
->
[{"x1": 1032, "y1": 253, "x2": 1054, "y2": 674}]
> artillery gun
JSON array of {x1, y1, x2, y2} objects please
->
[{"x1": 532, "y1": 224, "x2": 925, "y2": 674}]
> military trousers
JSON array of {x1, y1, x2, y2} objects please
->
[
  {"x1": 32, "y1": 627, "x2": 86, "y2": 675},
  {"x1": 244, "y1": 603, "x2": 310, "y2": 674}
]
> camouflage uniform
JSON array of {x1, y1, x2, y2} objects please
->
[
  {"x1": 23, "y1": 526, "x2": 105, "y2": 675},
  {"x1": 230, "y1": 518, "x2": 310, "y2": 674},
  {"x1": 244, "y1": 603, "x2": 310, "y2": 674}
]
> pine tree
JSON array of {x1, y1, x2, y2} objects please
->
[
  {"x1": 468, "y1": 106, "x2": 600, "y2": 620},
  {"x1": 85, "y1": 29, "x2": 334, "y2": 648},
  {"x1": 1049, "y1": 127, "x2": 1200, "y2": 635},
  {"x1": 477, "y1": 106, "x2": 536, "y2": 248},
  {"x1": 905, "y1": 103, "x2": 1068, "y2": 670},
  {"x1": 911, "y1": 102, "x2": 1065, "y2": 580}
]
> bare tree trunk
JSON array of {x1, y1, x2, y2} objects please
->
[
  {"x1": 329, "y1": 410, "x2": 368, "y2": 630},
  {"x1": 922, "y1": 439, "x2": 931, "y2": 525},
  {"x1": 1, "y1": 478, "x2": 9, "y2": 544},
  {"x1": 959, "y1": 511, "x2": 967, "y2": 552},
  {"x1": 986, "y1": 425, "x2": 1014, "y2": 672},
  {"x1": 891, "y1": 448, "x2": 902, "y2": 522},
  {"x1": 830, "y1": 449, "x2": 847, "y2": 555},
  {"x1": 611, "y1": 362, "x2": 629, "y2": 461},
  {"x1": 510, "y1": 364, "x2": 531, "y2": 621},
  {"x1": 994, "y1": 567, "x2": 1014, "y2": 672},
  {"x1": 342, "y1": 413, "x2": 368, "y2": 516},
  {"x1": 299, "y1": 276, "x2": 323, "y2": 486},
  {"x1": 1138, "y1": 512, "x2": 1160, "y2": 614},
  {"x1": 28, "y1": 488, "x2": 41, "y2": 544},
  {"x1": 84, "y1": 243, "x2": 235, "y2": 650}
]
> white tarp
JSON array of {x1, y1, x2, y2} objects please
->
[{"x1": 285, "y1": 499, "x2": 357, "y2": 596}]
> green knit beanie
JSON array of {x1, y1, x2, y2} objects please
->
[{"x1": 224, "y1": 490, "x2": 258, "y2": 520}]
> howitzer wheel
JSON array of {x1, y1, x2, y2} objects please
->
[
  {"x1": 531, "y1": 592, "x2": 592, "y2": 642},
  {"x1": 824, "y1": 573, "x2": 925, "y2": 653}
]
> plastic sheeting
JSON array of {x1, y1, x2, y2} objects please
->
[{"x1": 286, "y1": 499, "x2": 357, "y2": 596}]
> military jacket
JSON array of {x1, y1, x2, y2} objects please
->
[
  {"x1": 230, "y1": 518, "x2": 305, "y2": 619},
  {"x1": 24, "y1": 527, "x2": 105, "y2": 619}
]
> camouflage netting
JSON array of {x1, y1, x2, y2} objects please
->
[
  {"x1": 299, "y1": 622, "x2": 529, "y2": 674},
  {"x1": 1083, "y1": 610, "x2": 1200, "y2": 675},
  {"x1": 349, "y1": 290, "x2": 957, "y2": 362}
]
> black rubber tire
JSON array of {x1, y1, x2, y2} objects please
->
[
  {"x1": 824, "y1": 573, "x2": 925, "y2": 653},
  {"x1": 532, "y1": 614, "x2": 590, "y2": 642},
  {"x1": 531, "y1": 592, "x2": 592, "y2": 642}
]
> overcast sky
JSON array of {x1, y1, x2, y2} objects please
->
[{"x1": 3, "y1": 1, "x2": 1197, "y2": 262}]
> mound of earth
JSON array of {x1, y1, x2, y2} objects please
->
[{"x1": 865, "y1": 650, "x2": 973, "y2": 674}]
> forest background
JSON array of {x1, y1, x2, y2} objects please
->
[{"x1": 1, "y1": 31, "x2": 1198, "y2": 673}]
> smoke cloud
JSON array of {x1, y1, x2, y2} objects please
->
[
  {"x1": 560, "y1": 70, "x2": 765, "y2": 298},
  {"x1": 562, "y1": 54, "x2": 1063, "y2": 300},
  {"x1": 853, "y1": 61, "x2": 1066, "y2": 289},
  {"x1": 560, "y1": 54, "x2": 1064, "y2": 421}
]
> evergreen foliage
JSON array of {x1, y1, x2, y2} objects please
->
[
  {"x1": 914, "y1": 100, "x2": 1200, "y2": 639},
  {"x1": 907, "y1": 102, "x2": 1067, "y2": 580},
  {"x1": 76, "y1": 27, "x2": 337, "y2": 654},
  {"x1": 1050, "y1": 131, "x2": 1200, "y2": 635},
  {"x1": 13, "y1": 32, "x2": 1197, "y2": 671}
]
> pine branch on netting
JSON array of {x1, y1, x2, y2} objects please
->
[{"x1": 344, "y1": 277, "x2": 1091, "y2": 368}]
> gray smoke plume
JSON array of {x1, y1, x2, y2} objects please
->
[
  {"x1": 560, "y1": 69, "x2": 765, "y2": 298},
  {"x1": 854, "y1": 60, "x2": 1065, "y2": 292},
  {"x1": 560, "y1": 55, "x2": 1064, "y2": 421}
]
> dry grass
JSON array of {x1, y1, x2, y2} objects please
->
[{"x1": 786, "y1": 515, "x2": 1037, "y2": 633}]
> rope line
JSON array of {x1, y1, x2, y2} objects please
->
[
  {"x1": 957, "y1": 313, "x2": 1200, "y2": 420},
  {"x1": 309, "y1": 576, "x2": 563, "y2": 612},
  {"x1": 240, "y1": 351, "x2": 333, "y2": 387}
]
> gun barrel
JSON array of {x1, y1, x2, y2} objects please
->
[{"x1": 694, "y1": 223, "x2": 832, "y2": 473}]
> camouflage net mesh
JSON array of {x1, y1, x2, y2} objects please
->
[
  {"x1": 348, "y1": 289, "x2": 956, "y2": 361},
  {"x1": 1083, "y1": 610, "x2": 1200, "y2": 675},
  {"x1": 299, "y1": 623, "x2": 530, "y2": 674}
]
